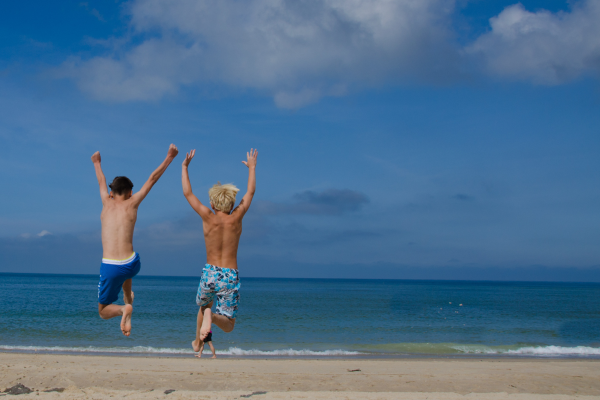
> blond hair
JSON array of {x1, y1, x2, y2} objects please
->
[{"x1": 209, "y1": 182, "x2": 240, "y2": 212}]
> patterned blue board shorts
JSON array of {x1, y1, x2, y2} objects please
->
[{"x1": 197, "y1": 264, "x2": 240, "y2": 319}]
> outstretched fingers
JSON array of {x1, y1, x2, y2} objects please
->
[
  {"x1": 242, "y1": 148, "x2": 258, "y2": 167},
  {"x1": 183, "y1": 149, "x2": 196, "y2": 166}
]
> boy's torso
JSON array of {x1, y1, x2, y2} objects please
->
[
  {"x1": 101, "y1": 200, "x2": 138, "y2": 260},
  {"x1": 202, "y1": 212, "x2": 243, "y2": 270}
]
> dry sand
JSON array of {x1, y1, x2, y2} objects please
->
[{"x1": 1, "y1": 353, "x2": 599, "y2": 399}]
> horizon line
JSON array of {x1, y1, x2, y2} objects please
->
[{"x1": 1, "y1": 271, "x2": 599, "y2": 284}]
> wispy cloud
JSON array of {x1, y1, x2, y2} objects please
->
[
  {"x1": 452, "y1": 193, "x2": 474, "y2": 201},
  {"x1": 79, "y1": 2, "x2": 106, "y2": 22},
  {"x1": 255, "y1": 188, "x2": 369, "y2": 215}
]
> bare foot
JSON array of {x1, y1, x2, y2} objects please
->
[
  {"x1": 195, "y1": 352, "x2": 203, "y2": 358},
  {"x1": 191, "y1": 340, "x2": 201, "y2": 353},
  {"x1": 121, "y1": 304, "x2": 133, "y2": 336},
  {"x1": 211, "y1": 355, "x2": 217, "y2": 359},
  {"x1": 200, "y1": 309, "x2": 212, "y2": 341}
]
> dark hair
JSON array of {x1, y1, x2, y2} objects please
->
[{"x1": 109, "y1": 176, "x2": 134, "y2": 195}]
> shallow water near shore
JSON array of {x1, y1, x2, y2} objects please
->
[{"x1": 1, "y1": 274, "x2": 599, "y2": 358}]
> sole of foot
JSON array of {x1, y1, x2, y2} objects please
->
[
  {"x1": 200, "y1": 309, "x2": 212, "y2": 341},
  {"x1": 121, "y1": 304, "x2": 133, "y2": 336}
]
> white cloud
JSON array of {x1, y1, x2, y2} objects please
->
[
  {"x1": 61, "y1": 0, "x2": 600, "y2": 106},
  {"x1": 17, "y1": 231, "x2": 52, "y2": 239},
  {"x1": 467, "y1": 1, "x2": 600, "y2": 84},
  {"x1": 63, "y1": 0, "x2": 459, "y2": 107}
]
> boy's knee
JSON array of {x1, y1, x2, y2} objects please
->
[
  {"x1": 223, "y1": 319, "x2": 235, "y2": 332},
  {"x1": 98, "y1": 305, "x2": 110, "y2": 319}
]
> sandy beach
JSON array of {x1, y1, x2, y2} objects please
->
[{"x1": 1, "y1": 353, "x2": 599, "y2": 399}]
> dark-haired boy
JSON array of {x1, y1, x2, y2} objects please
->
[{"x1": 91, "y1": 144, "x2": 179, "y2": 336}]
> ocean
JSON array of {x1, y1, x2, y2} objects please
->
[{"x1": 1, "y1": 274, "x2": 599, "y2": 358}]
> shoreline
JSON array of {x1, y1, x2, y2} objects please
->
[
  {"x1": 3, "y1": 348, "x2": 600, "y2": 361},
  {"x1": 2, "y1": 353, "x2": 600, "y2": 399}
]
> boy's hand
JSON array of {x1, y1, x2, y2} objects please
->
[
  {"x1": 183, "y1": 149, "x2": 196, "y2": 167},
  {"x1": 167, "y1": 144, "x2": 179, "y2": 159},
  {"x1": 242, "y1": 148, "x2": 258, "y2": 168},
  {"x1": 91, "y1": 151, "x2": 101, "y2": 164}
]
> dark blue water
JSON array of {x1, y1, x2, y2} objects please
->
[{"x1": 1, "y1": 274, "x2": 599, "y2": 357}]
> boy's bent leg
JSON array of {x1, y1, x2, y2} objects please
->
[
  {"x1": 212, "y1": 273, "x2": 239, "y2": 334},
  {"x1": 212, "y1": 283, "x2": 238, "y2": 333},
  {"x1": 212, "y1": 313, "x2": 235, "y2": 333},
  {"x1": 98, "y1": 303, "x2": 133, "y2": 337},
  {"x1": 192, "y1": 303, "x2": 212, "y2": 352},
  {"x1": 194, "y1": 267, "x2": 216, "y2": 352},
  {"x1": 200, "y1": 308, "x2": 213, "y2": 340}
]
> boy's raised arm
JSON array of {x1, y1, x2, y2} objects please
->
[
  {"x1": 91, "y1": 151, "x2": 109, "y2": 203},
  {"x1": 234, "y1": 148, "x2": 257, "y2": 216},
  {"x1": 182, "y1": 149, "x2": 212, "y2": 219},
  {"x1": 130, "y1": 144, "x2": 179, "y2": 207}
]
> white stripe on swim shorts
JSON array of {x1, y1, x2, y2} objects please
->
[{"x1": 102, "y1": 252, "x2": 136, "y2": 265}]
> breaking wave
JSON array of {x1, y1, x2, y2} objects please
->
[
  {"x1": 0, "y1": 345, "x2": 359, "y2": 356},
  {"x1": 1, "y1": 344, "x2": 599, "y2": 357},
  {"x1": 465, "y1": 345, "x2": 600, "y2": 356}
]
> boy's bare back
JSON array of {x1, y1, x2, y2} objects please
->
[
  {"x1": 93, "y1": 144, "x2": 179, "y2": 260},
  {"x1": 100, "y1": 199, "x2": 138, "y2": 260},
  {"x1": 201, "y1": 211, "x2": 243, "y2": 270},
  {"x1": 182, "y1": 148, "x2": 257, "y2": 270}
]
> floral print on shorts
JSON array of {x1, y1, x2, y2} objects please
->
[{"x1": 196, "y1": 264, "x2": 240, "y2": 319}]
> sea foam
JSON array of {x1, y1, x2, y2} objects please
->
[
  {"x1": 505, "y1": 346, "x2": 600, "y2": 356},
  {"x1": 1, "y1": 344, "x2": 599, "y2": 357},
  {"x1": 0, "y1": 345, "x2": 359, "y2": 356},
  {"x1": 451, "y1": 344, "x2": 600, "y2": 356}
]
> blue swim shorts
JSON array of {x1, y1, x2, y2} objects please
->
[
  {"x1": 196, "y1": 264, "x2": 240, "y2": 319},
  {"x1": 98, "y1": 252, "x2": 141, "y2": 305}
]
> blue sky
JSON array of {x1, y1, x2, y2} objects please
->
[{"x1": 1, "y1": 0, "x2": 599, "y2": 280}]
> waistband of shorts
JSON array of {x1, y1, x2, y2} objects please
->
[
  {"x1": 102, "y1": 252, "x2": 138, "y2": 265},
  {"x1": 204, "y1": 263, "x2": 238, "y2": 274}
]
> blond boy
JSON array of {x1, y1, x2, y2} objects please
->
[{"x1": 181, "y1": 148, "x2": 257, "y2": 355}]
